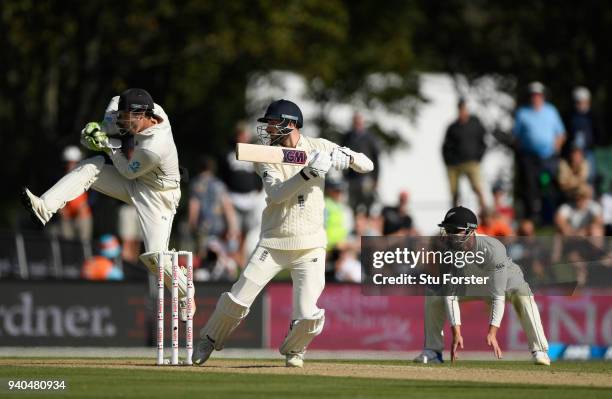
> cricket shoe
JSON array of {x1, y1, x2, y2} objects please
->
[
  {"x1": 532, "y1": 351, "x2": 551, "y2": 366},
  {"x1": 285, "y1": 352, "x2": 304, "y2": 368},
  {"x1": 192, "y1": 335, "x2": 215, "y2": 366},
  {"x1": 413, "y1": 349, "x2": 444, "y2": 364},
  {"x1": 20, "y1": 188, "x2": 52, "y2": 227}
]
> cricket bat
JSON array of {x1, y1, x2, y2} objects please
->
[{"x1": 236, "y1": 143, "x2": 308, "y2": 165}]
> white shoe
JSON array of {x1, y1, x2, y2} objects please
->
[
  {"x1": 533, "y1": 351, "x2": 551, "y2": 366},
  {"x1": 20, "y1": 188, "x2": 52, "y2": 227},
  {"x1": 413, "y1": 349, "x2": 444, "y2": 364},
  {"x1": 285, "y1": 353, "x2": 304, "y2": 368},
  {"x1": 192, "y1": 336, "x2": 215, "y2": 366}
]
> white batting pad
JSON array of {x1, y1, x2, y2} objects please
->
[
  {"x1": 200, "y1": 292, "x2": 250, "y2": 350},
  {"x1": 41, "y1": 155, "x2": 105, "y2": 212},
  {"x1": 279, "y1": 309, "x2": 325, "y2": 355}
]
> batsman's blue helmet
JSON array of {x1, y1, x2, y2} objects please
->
[{"x1": 257, "y1": 99, "x2": 303, "y2": 128}]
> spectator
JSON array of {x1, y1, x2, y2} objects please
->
[
  {"x1": 381, "y1": 190, "x2": 416, "y2": 236},
  {"x1": 55, "y1": 146, "x2": 93, "y2": 242},
  {"x1": 354, "y1": 210, "x2": 382, "y2": 237},
  {"x1": 554, "y1": 185, "x2": 604, "y2": 288},
  {"x1": 509, "y1": 219, "x2": 548, "y2": 284},
  {"x1": 492, "y1": 182, "x2": 515, "y2": 223},
  {"x1": 324, "y1": 179, "x2": 354, "y2": 251},
  {"x1": 118, "y1": 204, "x2": 143, "y2": 264},
  {"x1": 218, "y1": 121, "x2": 263, "y2": 264},
  {"x1": 442, "y1": 98, "x2": 487, "y2": 210},
  {"x1": 477, "y1": 208, "x2": 513, "y2": 236},
  {"x1": 323, "y1": 179, "x2": 361, "y2": 283},
  {"x1": 566, "y1": 86, "x2": 603, "y2": 181},
  {"x1": 342, "y1": 112, "x2": 381, "y2": 215},
  {"x1": 557, "y1": 144, "x2": 589, "y2": 197},
  {"x1": 513, "y1": 81, "x2": 566, "y2": 220},
  {"x1": 382, "y1": 214, "x2": 413, "y2": 236},
  {"x1": 188, "y1": 155, "x2": 239, "y2": 277},
  {"x1": 517, "y1": 218, "x2": 536, "y2": 236},
  {"x1": 334, "y1": 250, "x2": 361, "y2": 283},
  {"x1": 81, "y1": 234, "x2": 124, "y2": 280},
  {"x1": 554, "y1": 185, "x2": 603, "y2": 237},
  {"x1": 198, "y1": 237, "x2": 240, "y2": 282}
]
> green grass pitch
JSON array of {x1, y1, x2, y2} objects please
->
[{"x1": 0, "y1": 358, "x2": 610, "y2": 398}]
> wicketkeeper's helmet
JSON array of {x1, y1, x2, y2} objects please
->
[
  {"x1": 118, "y1": 88, "x2": 155, "y2": 115},
  {"x1": 115, "y1": 88, "x2": 155, "y2": 135}
]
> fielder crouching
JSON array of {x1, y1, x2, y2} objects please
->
[
  {"x1": 192, "y1": 99, "x2": 374, "y2": 367},
  {"x1": 21, "y1": 89, "x2": 195, "y2": 321},
  {"x1": 413, "y1": 206, "x2": 550, "y2": 366}
]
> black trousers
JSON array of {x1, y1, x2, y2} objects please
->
[{"x1": 515, "y1": 151, "x2": 559, "y2": 220}]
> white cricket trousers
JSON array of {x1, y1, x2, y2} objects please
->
[
  {"x1": 231, "y1": 245, "x2": 326, "y2": 320},
  {"x1": 423, "y1": 293, "x2": 549, "y2": 353},
  {"x1": 40, "y1": 156, "x2": 180, "y2": 253}
]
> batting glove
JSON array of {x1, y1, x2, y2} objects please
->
[
  {"x1": 303, "y1": 150, "x2": 332, "y2": 179},
  {"x1": 80, "y1": 122, "x2": 120, "y2": 153},
  {"x1": 331, "y1": 147, "x2": 352, "y2": 170}
]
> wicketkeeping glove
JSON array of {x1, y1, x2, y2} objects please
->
[
  {"x1": 331, "y1": 147, "x2": 352, "y2": 170},
  {"x1": 303, "y1": 149, "x2": 332, "y2": 178},
  {"x1": 80, "y1": 122, "x2": 120, "y2": 153}
]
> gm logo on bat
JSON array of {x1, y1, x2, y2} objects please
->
[{"x1": 282, "y1": 149, "x2": 307, "y2": 164}]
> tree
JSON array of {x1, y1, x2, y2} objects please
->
[{"x1": 0, "y1": 0, "x2": 422, "y2": 226}]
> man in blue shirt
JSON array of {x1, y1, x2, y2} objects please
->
[{"x1": 513, "y1": 82, "x2": 566, "y2": 220}]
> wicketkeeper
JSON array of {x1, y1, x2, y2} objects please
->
[
  {"x1": 21, "y1": 88, "x2": 195, "y2": 320},
  {"x1": 192, "y1": 99, "x2": 374, "y2": 367},
  {"x1": 413, "y1": 206, "x2": 550, "y2": 365}
]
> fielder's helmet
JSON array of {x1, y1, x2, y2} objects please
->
[
  {"x1": 257, "y1": 99, "x2": 303, "y2": 128},
  {"x1": 438, "y1": 206, "x2": 478, "y2": 233}
]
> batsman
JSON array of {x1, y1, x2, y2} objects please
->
[
  {"x1": 21, "y1": 88, "x2": 195, "y2": 321},
  {"x1": 192, "y1": 99, "x2": 374, "y2": 367}
]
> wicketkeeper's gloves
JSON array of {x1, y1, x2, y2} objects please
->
[{"x1": 80, "y1": 122, "x2": 120, "y2": 153}]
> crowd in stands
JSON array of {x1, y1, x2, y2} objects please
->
[
  {"x1": 23, "y1": 82, "x2": 610, "y2": 286},
  {"x1": 442, "y1": 82, "x2": 611, "y2": 287}
]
